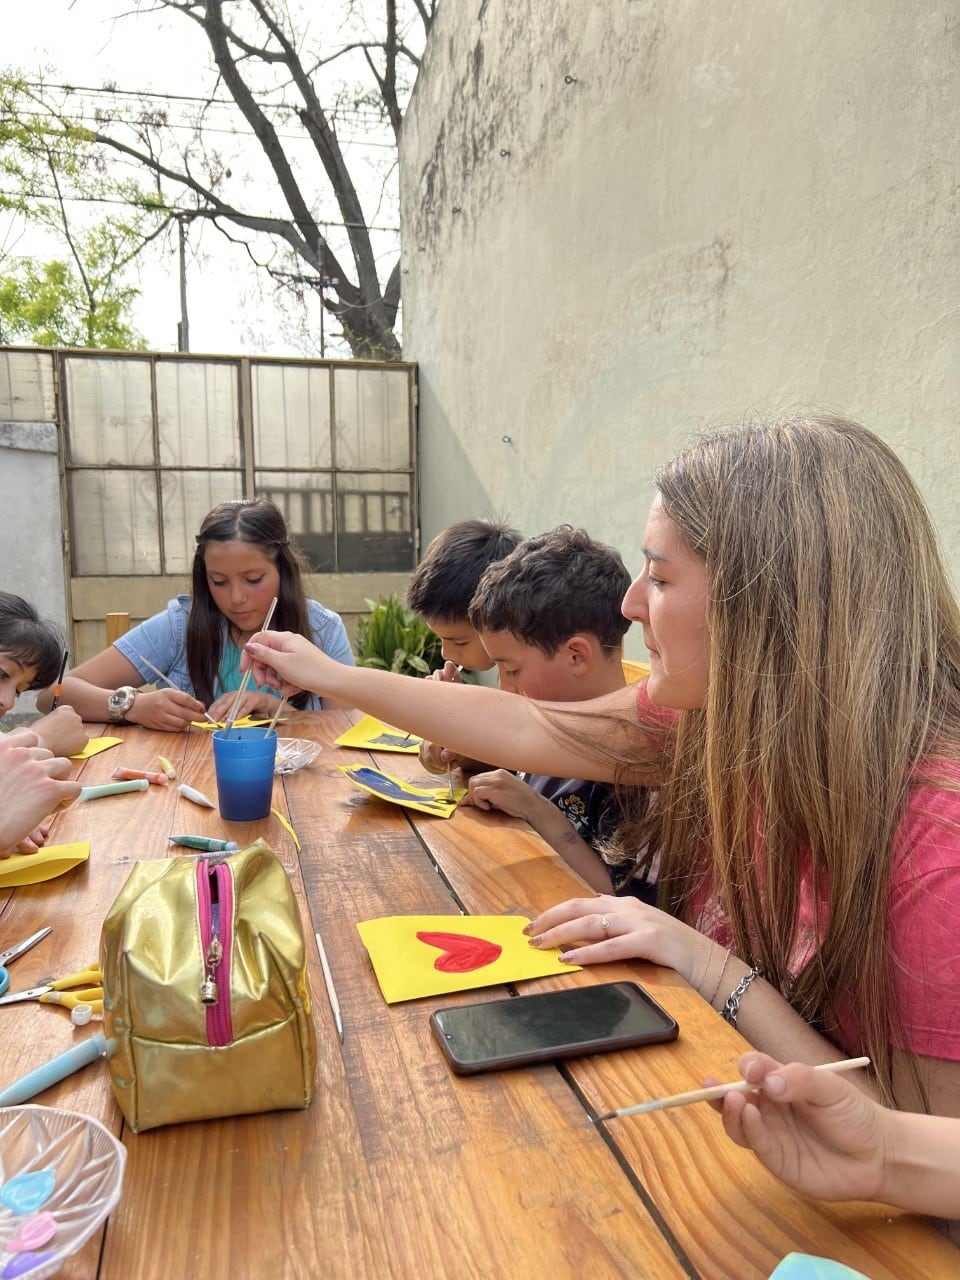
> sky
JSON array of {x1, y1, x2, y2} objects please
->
[{"x1": 2, "y1": 1, "x2": 404, "y2": 357}]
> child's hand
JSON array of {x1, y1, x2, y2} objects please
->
[
  {"x1": 0, "y1": 744, "x2": 81, "y2": 856},
  {"x1": 12, "y1": 822, "x2": 50, "y2": 855},
  {"x1": 419, "y1": 739, "x2": 483, "y2": 775},
  {"x1": 32, "y1": 706, "x2": 88, "y2": 757},
  {"x1": 207, "y1": 690, "x2": 279, "y2": 722},
  {"x1": 428, "y1": 661, "x2": 464, "y2": 684},
  {"x1": 462, "y1": 769, "x2": 536, "y2": 822},
  {"x1": 129, "y1": 688, "x2": 207, "y2": 731},
  {"x1": 418, "y1": 739, "x2": 472, "y2": 775}
]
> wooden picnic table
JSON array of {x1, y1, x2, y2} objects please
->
[{"x1": 0, "y1": 711, "x2": 956, "y2": 1279}]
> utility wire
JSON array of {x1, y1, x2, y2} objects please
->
[
  {"x1": 0, "y1": 187, "x2": 400, "y2": 232},
  {"x1": 14, "y1": 78, "x2": 398, "y2": 125}
]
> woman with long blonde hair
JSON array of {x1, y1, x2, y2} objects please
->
[{"x1": 241, "y1": 413, "x2": 960, "y2": 1116}]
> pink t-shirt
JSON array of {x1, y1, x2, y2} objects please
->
[{"x1": 636, "y1": 685, "x2": 960, "y2": 1061}]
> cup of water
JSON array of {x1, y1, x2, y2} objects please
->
[{"x1": 212, "y1": 727, "x2": 278, "y2": 821}]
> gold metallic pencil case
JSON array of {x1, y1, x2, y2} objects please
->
[{"x1": 100, "y1": 839, "x2": 316, "y2": 1132}]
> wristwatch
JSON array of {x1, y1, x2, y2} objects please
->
[{"x1": 107, "y1": 685, "x2": 139, "y2": 723}]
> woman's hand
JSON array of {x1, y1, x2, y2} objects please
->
[
  {"x1": 524, "y1": 893, "x2": 715, "y2": 985},
  {"x1": 31, "y1": 706, "x2": 88, "y2": 757},
  {"x1": 128, "y1": 688, "x2": 206, "y2": 732},
  {"x1": 207, "y1": 690, "x2": 282, "y2": 723},
  {"x1": 242, "y1": 631, "x2": 326, "y2": 697},
  {"x1": 718, "y1": 1053, "x2": 888, "y2": 1204}
]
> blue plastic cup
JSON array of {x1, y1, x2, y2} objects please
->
[{"x1": 212, "y1": 727, "x2": 278, "y2": 822}]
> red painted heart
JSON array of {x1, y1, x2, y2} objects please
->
[{"x1": 416, "y1": 930, "x2": 503, "y2": 973}]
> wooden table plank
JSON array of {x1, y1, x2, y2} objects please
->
[
  {"x1": 370, "y1": 743, "x2": 960, "y2": 1279},
  {"x1": 275, "y1": 712, "x2": 689, "y2": 1279}
]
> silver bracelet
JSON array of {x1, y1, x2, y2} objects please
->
[{"x1": 720, "y1": 966, "x2": 761, "y2": 1029}]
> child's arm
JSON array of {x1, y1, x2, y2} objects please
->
[
  {"x1": 31, "y1": 706, "x2": 88, "y2": 757},
  {"x1": 462, "y1": 770, "x2": 613, "y2": 892}
]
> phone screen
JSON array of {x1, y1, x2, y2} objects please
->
[{"x1": 430, "y1": 981, "x2": 678, "y2": 1074}]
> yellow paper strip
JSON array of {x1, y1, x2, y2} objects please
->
[
  {"x1": 190, "y1": 716, "x2": 284, "y2": 731},
  {"x1": 70, "y1": 737, "x2": 123, "y2": 760},
  {"x1": 272, "y1": 808, "x2": 301, "y2": 852}
]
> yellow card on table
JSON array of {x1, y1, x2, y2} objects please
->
[
  {"x1": 338, "y1": 764, "x2": 465, "y2": 817},
  {"x1": 333, "y1": 715, "x2": 421, "y2": 753},
  {"x1": 0, "y1": 841, "x2": 90, "y2": 889},
  {"x1": 357, "y1": 914, "x2": 579, "y2": 1003},
  {"x1": 190, "y1": 716, "x2": 284, "y2": 730},
  {"x1": 70, "y1": 737, "x2": 123, "y2": 759}
]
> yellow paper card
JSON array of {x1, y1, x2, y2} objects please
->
[
  {"x1": 339, "y1": 764, "x2": 465, "y2": 817},
  {"x1": 70, "y1": 737, "x2": 123, "y2": 759},
  {"x1": 357, "y1": 914, "x2": 578, "y2": 1003},
  {"x1": 333, "y1": 715, "x2": 421, "y2": 753},
  {"x1": 190, "y1": 716, "x2": 284, "y2": 730},
  {"x1": 0, "y1": 841, "x2": 90, "y2": 889}
]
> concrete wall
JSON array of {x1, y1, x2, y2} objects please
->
[
  {"x1": 400, "y1": 0, "x2": 960, "y2": 655},
  {"x1": 0, "y1": 420, "x2": 69, "y2": 717}
]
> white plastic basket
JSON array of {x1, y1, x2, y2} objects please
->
[
  {"x1": 274, "y1": 737, "x2": 323, "y2": 775},
  {"x1": 0, "y1": 1106, "x2": 126, "y2": 1280}
]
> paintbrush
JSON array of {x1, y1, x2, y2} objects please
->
[
  {"x1": 597, "y1": 1056, "x2": 871, "y2": 1120},
  {"x1": 224, "y1": 595, "x2": 278, "y2": 735},
  {"x1": 133, "y1": 650, "x2": 221, "y2": 726},
  {"x1": 49, "y1": 648, "x2": 69, "y2": 709},
  {"x1": 266, "y1": 693, "x2": 287, "y2": 735}
]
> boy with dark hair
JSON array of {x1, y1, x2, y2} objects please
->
[
  {"x1": 406, "y1": 518, "x2": 522, "y2": 679},
  {"x1": 426, "y1": 525, "x2": 656, "y2": 901}
]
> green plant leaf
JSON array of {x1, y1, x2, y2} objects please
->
[{"x1": 354, "y1": 594, "x2": 443, "y2": 678}]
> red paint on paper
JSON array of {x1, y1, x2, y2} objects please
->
[{"x1": 416, "y1": 931, "x2": 503, "y2": 973}]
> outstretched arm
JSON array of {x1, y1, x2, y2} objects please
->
[{"x1": 243, "y1": 631, "x2": 649, "y2": 784}]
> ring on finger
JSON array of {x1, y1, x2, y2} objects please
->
[{"x1": 599, "y1": 914, "x2": 610, "y2": 936}]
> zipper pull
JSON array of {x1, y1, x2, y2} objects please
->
[{"x1": 200, "y1": 935, "x2": 223, "y2": 1005}]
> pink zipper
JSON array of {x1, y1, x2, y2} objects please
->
[{"x1": 196, "y1": 858, "x2": 234, "y2": 1046}]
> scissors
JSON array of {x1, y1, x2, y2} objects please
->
[
  {"x1": 0, "y1": 927, "x2": 53, "y2": 997},
  {"x1": 0, "y1": 963, "x2": 104, "y2": 1016}
]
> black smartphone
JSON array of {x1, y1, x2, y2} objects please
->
[{"x1": 429, "y1": 981, "x2": 679, "y2": 1075}]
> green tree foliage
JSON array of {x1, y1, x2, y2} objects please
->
[
  {"x1": 1, "y1": 1, "x2": 437, "y2": 359},
  {"x1": 0, "y1": 252, "x2": 146, "y2": 350},
  {"x1": 0, "y1": 74, "x2": 170, "y2": 349}
]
